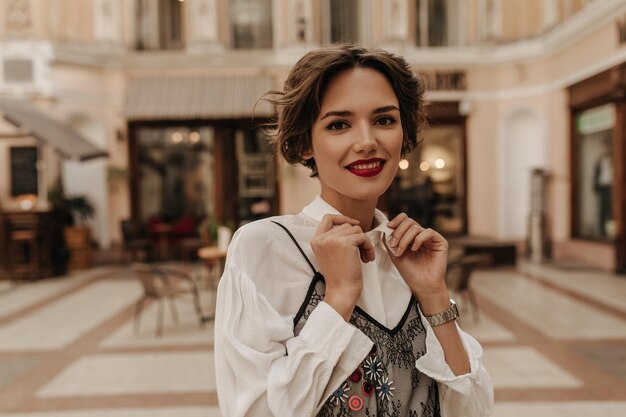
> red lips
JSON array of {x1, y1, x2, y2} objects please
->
[{"x1": 345, "y1": 158, "x2": 386, "y2": 177}]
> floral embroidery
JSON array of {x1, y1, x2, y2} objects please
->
[
  {"x1": 330, "y1": 381, "x2": 350, "y2": 405},
  {"x1": 292, "y1": 277, "x2": 441, "y2": 416},
  {"x1": 362, "y1": 380, "x2": 375, "y2": 396},
  {"x1": 376, "y1": 376, "x2": 396, "y2": 402},
  {"x1": 363, "y1": 356, "x2": 383, "y2": 382},
  {"x1": 348, "y1": 395, "x2": 364, "y2": 412},
  {"x1": 350, "y1": 369, "x2": 363, "y2": 383}
]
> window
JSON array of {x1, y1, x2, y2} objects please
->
[
  {"x1": 236, "y1": 128, "x2": 277, "y2": 223},
  {"x1": 388, "y1": 126, "x2": 466, "y2": 235},
  {"x1": 328, "y1": 0, "x2": 361, "y2": 44},
  {"x1": 416, "y1": 0, "x2": 462, "y2": 47},
  {"x1": 136, "y1": 0, "x2": 184, "y2": 50},
  {"x1": 230, "y1": 0, "x2": 273, "y2": 49},
  {"x1": 10, "y1": 146, "x2": 39, "y2": 197},
  {"x1": 573, "y1": 104, "x2": 615, "y2": 241},
  {"x1": 136, "y1": 126, "x2": 215, "y2": 226}
]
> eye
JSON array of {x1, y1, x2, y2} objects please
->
[
  {"x1": 326, "y1": 120, "x2": 350, "y2": 131},
  {"x1": 375, "y1": 116, "x2": 396, "y2": 126}
]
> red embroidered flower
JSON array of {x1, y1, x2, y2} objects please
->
[
  {"x1": 348, "y1": 395, "x2": 364, "y2": 412},
  {"x1": 362, "y1": 381, "x2": 375, "y2": 396},
  {"x1": 350, "y1": 369, "x2": 362, "y2": 383}
]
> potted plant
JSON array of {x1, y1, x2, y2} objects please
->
[
  {"x1": 63, "y1": 195, "x2": 95, "y2": 271},
  {"x1": 48, "y1": 182, "x2": 95, "y2": 271}
]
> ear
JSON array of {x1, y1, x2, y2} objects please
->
[{"x1": 302, "y1": 148, "x2": 314, "y2": 160}]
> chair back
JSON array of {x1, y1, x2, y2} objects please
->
[
  {"x1": 446, "y1": 253, "x2": 492, "y2": 291},
  {"x1": 131, "y1": 263, "x2": 167, "y2": 297}
]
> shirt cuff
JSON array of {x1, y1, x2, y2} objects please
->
[
  {"x1": 414, "y1": 310, "x2": 483, "y2": 396},
  {"x1": 299, "y1": 301, "x2": 373, "y2": 372}
]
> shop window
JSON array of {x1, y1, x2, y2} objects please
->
[
  {"x1": 235, "y1": 128, "x2": 277, "y2": 224},
  {"x1": 326, "y1": 0, "x2": 361, "y2": 44},
  {"x1": 136, "y1": 0, "x2": 184, "y2": 50},
  {"x1": 416, "y1": 0, "x2": 462, "y2": 47},
  {"x1": 136, "y1": 126, "x2": 215, "y2": 230},
  {"x1": 574, "y1": 104, "x2": 615, "y2": 241},
  {"x1": 388, "y1": 126, "x2": 465, "y2": 234},
  {"x1": 230, "y1": 0, "x2": 273, "y2": 49}
]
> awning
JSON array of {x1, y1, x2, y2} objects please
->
[
  {"x1": 0, "y1": 99, "x2": 108, "y2": 161},
  {"x1": 125, "y1": 75, "x2": 276, "y2": 120}
]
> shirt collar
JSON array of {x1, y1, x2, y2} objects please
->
[{"x1": 301, "y1": 195, "x2": 393, "y2": 244}]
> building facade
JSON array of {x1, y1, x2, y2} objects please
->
[{"x1": 0, "y1": 0, "x2": 624, "y2": 272}]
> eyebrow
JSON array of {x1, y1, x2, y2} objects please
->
[{"x1": 319, "y1": 105, "x2": 400, "y2": 120}]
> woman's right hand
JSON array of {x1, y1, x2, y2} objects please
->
[{"x1": 310, "y1": 214, "x2": 375, "y2": 321}]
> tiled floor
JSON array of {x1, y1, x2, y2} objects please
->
[{"x1": 0, "y1": 261, "x2": 625, "y2": 416}]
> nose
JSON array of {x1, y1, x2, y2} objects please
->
[{"x1": 353, "y1": 122, "x2": 378, "y2": 153}]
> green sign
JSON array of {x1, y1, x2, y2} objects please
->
[{"x1": 576, "y1": 104, "x2": 615, "y2": 136}]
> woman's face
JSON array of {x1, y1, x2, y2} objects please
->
[{"x1": 306, "y1": 67, "x2": 403, "y2": 206}]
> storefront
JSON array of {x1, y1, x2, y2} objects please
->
[
  {"x1": 569, "y1": 64, "x2": 626, "y2": 273},
  {"x1": 384, "y1": 101, "x2": 468, "y2": 236},
  {"x1": 125, "y1": 74, "x2": 278, "y2": 255}
]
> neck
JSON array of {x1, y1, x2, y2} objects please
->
[{"x1": 320, "y1": 193, "x2": 378, "y2": 232}]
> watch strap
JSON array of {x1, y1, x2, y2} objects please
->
[{"x1": 424, "y1": 299, "x2": 459, "y2": 327}]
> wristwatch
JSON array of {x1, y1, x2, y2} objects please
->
[{"x1": 424, "y1": 299, "x2": 459, "y2": 327}]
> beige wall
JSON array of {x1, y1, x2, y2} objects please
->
[
  {"x1": 48, "y1": 0, "x2": 95, "y2": 43},
  {"x1": 51, "y1": 63, "x2": 129, "y2": 246},
  {"x1": 279, "y1": 164, "x2": 320, "y2": 215},
  {"x1": 501, "y1": 0, "x2": 545, "y2": 41},
  {"x1": 465, "y1": 99, "x2": 501, "y2": 238}
]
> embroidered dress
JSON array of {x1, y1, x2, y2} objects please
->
[{"x1": 273, "y1": 221, "x2": 440, "y2": 417}]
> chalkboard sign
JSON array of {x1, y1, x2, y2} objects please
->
[{"x1": 10, "y1": 146, "x2": 39, "y2": 197}]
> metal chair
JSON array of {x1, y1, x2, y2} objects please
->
[
  {"x1": 445, "y1": 253, "x2": 492, "y2": 323},
  {"x1": 131, "y1": 263, "x2": 206, "y2": 337},
  {"x1": 120, "y1": 220, "x2": 153, "y2": 263}
]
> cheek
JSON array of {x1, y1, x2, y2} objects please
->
[{"x1": 385, "y1": 130, "x2": 404, "y2": 157}]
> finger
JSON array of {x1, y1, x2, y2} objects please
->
[
  {"x1": 315, "y1": 214, "x2": 359, "y2": 236},
  {"x1": 388, "y1": 218, "x2": 423, "y2": 249},
  {"x1": 387, "y1": 212, "x2": 408, "y2": 228},
  {"x1": 353, "y1": 234, "x2": 376, "y2": 263},
  {"x1": 394, "y1": 223, "x2": 422, "y2": 257},
  {"x1": 411, "y1": 228, "x2": 447, "y2": 252},
  {"x1": 382, "y1": 234, "x2": 398, "y2": 258}
]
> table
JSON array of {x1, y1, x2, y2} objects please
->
[
  {"x1": 0, "y1": 211, "x2": 53, "y2": 280},
  {"x1": 153, "y1": 223, "x2": 172, "y2": 260}
]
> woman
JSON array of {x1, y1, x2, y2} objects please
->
[{"x1": 215, "y1": 44, "x2": 493, "y2": 417}]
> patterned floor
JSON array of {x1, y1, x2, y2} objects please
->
[{"x1": 0, "y1": 261, "x2": 625, "y2": 416}]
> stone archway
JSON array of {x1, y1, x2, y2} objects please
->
[{"x1": 499, "y1": 107, "x2": 546, "y2": 241}]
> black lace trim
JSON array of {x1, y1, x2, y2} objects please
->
[
  {"x1": 293, "y1": 271, "x2": 325, "y2": 327},
  {"x1": 294, "y1": 272, "x2": 416, "y2": 336}
]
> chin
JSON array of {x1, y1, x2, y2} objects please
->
[{"x1": 341, "y1": 184, "x2": 390, "y2": 202}]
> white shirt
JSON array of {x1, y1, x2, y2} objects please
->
[{"x1": 214, "y1": 196, "x2": 494, "y2": 417}]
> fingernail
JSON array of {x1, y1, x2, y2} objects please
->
[
  {"x1": 411, "y1": 243, "x2": 417, "y2": 251},
  {"x1": 389, "y1": 237, "x2": 398, "y2": 247}
]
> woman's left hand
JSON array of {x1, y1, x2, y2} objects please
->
[{"x1": 384, "y1": 213, "x2": 449, "y2": 298}]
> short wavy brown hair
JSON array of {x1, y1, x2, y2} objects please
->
[{"x1": 261, "y1": 44, "x2": 427, "y2": 176}]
